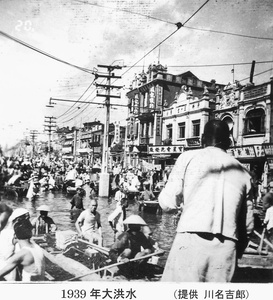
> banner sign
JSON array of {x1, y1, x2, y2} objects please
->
[
  {"x1": 228, "y1": 146, "x2": 256, "y2": 158},
  {"x1": 148, "y1": 145, "x2": 184, "y2": 154},
  {"x1": 262, "y1": 144, "x2": 273, "y2": 156}
]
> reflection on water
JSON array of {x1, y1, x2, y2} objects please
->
[{"x1": 1, "y1": 185, "x2": 177, "y2": 267}]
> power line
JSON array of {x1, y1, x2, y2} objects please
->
[
  {"x1": 73, "y1": 0, "x2": 174, "y2": 25},
  {"x1": 0, "y1": 30, "x2": 94, "y2": 74},
  {"x1": 74, "y1": 0, "x2": 273, "y2": 41},
  {"x1": 183, "y1": 25, "x2": 273, "y2": 41},
  {"x1": 120, "y1": 0, "x2": 211, "y2": 78},
  {"x1": 53, "y1": 97, "x2": 127, "y2": 125},
  {"x1": 124, "y1": 60, "x2": 273, "y2": 69},
  {"x1": 56, "y1": 78, "x2": 96, "y2": 119},
  {"x1": 239, "y1": 67, "x2": 273, "y2": 82},
  {"x1": 58, "y1": 96, "x2": 98, "y2": 124}
]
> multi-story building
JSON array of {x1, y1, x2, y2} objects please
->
[
  {"x1": 125, "y1": 64, "x2": 186, "y2": 168},
  {"x1": 58, "y1": 127, "x2": 74, "y2": 160},
  {"x1": 157, "y1": 72, "x2": 224, "y2": 166},
  {"x1": 125, "y1": 65, "x2": 223, "y2": 169},
  {"x1": 77, "y1": 121, "x2": 104, "y2": 166},
  {"x1": 214, "y1": 76, "x2": 273, "y2": 186}
]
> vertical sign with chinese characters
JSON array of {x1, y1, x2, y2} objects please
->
[
  {"x1": 114, "y1": 121, "x2": 120, "y2": 144},
  {"x1": 155, "y1": 113, "x2": 161, "y2": 136},
  {"x1": 156, "y1": 85, "x2": 163, "y2": 108}
]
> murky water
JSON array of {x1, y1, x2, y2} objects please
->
[{"x1": 1, "y1": 185, "x2": 177, "y2": 267}]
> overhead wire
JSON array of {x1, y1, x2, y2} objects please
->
[
  {"x1": 58, "y1": 0, "x2": 211, "y2": 126},
  {"x1": 120, "y1": 0, "x2": 211, "y2": 78},
  {"x1": 239, "y1": 67, "x2": 273, "y2": 82},
  {"x1": 73, "y1": 0, "x2": 273, "y2": 41},
  {"x1": 73, "y1": 0, "x2": 175, "y2": 25},
  {"x1": 0, "y1": 30, "x2": 94, "y2": 74},
  {"x1": 57, "y1": 0, "x2": 211, "y2": 126},
  {"x1": 124, "y1": 60, "x2": 273, "y2": 69},
  {"x1": 56, "y1": 78, "x2": 96, "y2": 120},
  {"x1": 183, "y1": 25, "x2": 273, "y2": 41}
]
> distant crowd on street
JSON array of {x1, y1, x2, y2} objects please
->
[{"x1": 1, "y1": 119, "x2": 273, "y2": 283}]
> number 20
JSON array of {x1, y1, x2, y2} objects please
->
[{"x1": 15, "y1": 20, "x2": 33, "y2": 32}]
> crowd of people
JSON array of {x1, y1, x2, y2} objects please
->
[
  {"x1": 0, "y1": 119, "x2": 273, "y2": 282},
  {"x1": 0, "y1": 153, "x2": 166, "y2": 281}
]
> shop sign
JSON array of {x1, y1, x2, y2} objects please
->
[
  {"x1": 228, "y1": 146, "x2": 256, "y2": 158},
  {"x1": 148, "y1": 145, "x2": 184, "y2": 154},
  {"x1": 262, "y1": 144, "x2": 273, "y2": 156},
  {"x1": 186, "y1": 137, "x2": 201, "y2": 147},
  {"x1": 253, "y1": 145, "x2": 265, "y2": 157},
  {"x1": 267, "y1": 158, "x2": 273, "y2": 170},
  {"x1": 156, "y1": 114, "x2": 161, "y2": 136},
  {"x1": 112, "y1": 121, "x2": 120, "y2": 144},
  {"x1": 156, "y1": 85, "x2": 163, "y2": 107}
]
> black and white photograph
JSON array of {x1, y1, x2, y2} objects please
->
[{"x1": 0, "y1": 0, "x2": 272, "y2": 299}]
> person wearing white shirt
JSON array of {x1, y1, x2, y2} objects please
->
[{"x1": 159, "y1": 119, "x2": 254, "y2": 282}]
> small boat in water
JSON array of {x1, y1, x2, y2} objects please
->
[
  {"x1": 4, "y1": 181, "x2": 29, "y2": 198},
  {"x1": 139, "y1": 200, "x2": 162, "y2": 214},
  {"x1": 33, "y1": 230, "x2": 164, "y2": 281}
]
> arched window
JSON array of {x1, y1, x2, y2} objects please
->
[
  {"x1": 243, "y1": 109, "x2": 265, "y2": 135},
  {"x1": 223, "y1": 116, "x2": 235, "y2": 146}
]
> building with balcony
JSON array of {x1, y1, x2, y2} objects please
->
[
  {"x1": 214, "y1": 77, "x2": 273, "y2": 186},
  {"x1": 125, "y1": 63, "x2": 186, "y2": 168},
  {"x1": 125, "y1": 65, "x2": 224, "y2": 169}
]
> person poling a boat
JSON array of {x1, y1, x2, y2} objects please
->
[
  {"x1": 0, "y1": 208, "x2": 45, "y2": 281},
  {"x1": 108, "y1": 214, "x2": 154, "y2": 279},
  {"x1": 31, "y1": 205, "x2": 57, "y2": 235},
  {"x1": 75, "y1": 199, "x2": 103, "y2": 247}
]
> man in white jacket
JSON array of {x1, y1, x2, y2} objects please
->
[{"x1": 159, "y1": 119, "x2": 254, "y2": 282}]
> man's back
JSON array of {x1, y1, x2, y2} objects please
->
[{"x1": 159, "y1": 146, "x2": 252, "y2": 241}]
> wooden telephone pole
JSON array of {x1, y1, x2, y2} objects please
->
[
  {"x1": 44, "y1": 116, "x2": 56, "y2": 162},
  {"x1": 96, "y1": 64, "x2": 123, "y2": 197}
]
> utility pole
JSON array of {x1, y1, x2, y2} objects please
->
[
  {"x1": 29, "y1": 130, "x2": 38, "y2": 159},
  {"x1": 44, "y1": 116, "x2": 56, "y2": 162},
  {"x1": 96, "y1": 64, "x2": 123, "y2": 197}
]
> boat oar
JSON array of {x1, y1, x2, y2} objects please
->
[
  {"x1": 257, "y1": 228, "x2": 266, "y2": 254},
  {"x1": 254, "y1": 230, "x2": 273, "y2": 250},
  {"x1": 78, "y1": 238, "x2": 110, "y2": 255},
  {"x1": 67, "y1": 249, "x2": 165, "y2": 281}
]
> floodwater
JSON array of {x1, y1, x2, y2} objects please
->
[
  {"x1": 3, "y1": 185, "x2": 272, "y2": 283},
  {"x1": 1, "y1": 185, "x2": 177, "y2": 267}
]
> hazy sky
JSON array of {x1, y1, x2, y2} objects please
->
[{"x1": 0, "y1": 0, "x2": 273, "y2": 148}]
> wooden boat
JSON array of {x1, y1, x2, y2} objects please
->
[
  {"x1": 139, "y1": 200, "x2": 162, "y2": 214},
  {"x1": 235, "y1": 229, "x2": 273, "y2": 283},
  {"x1": 4, "y1": 181, "x2": 29, "y2": 198},
  {"x1": 33, "y1": 230, "x2": 164, "y2": 281},
  {"x1": 66, "y1": 186, "x2": 77, "y2": 195}
]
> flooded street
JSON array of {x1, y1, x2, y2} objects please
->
[{"x1": 1, "y1": 185, "x2": 177, "y2": 267}]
